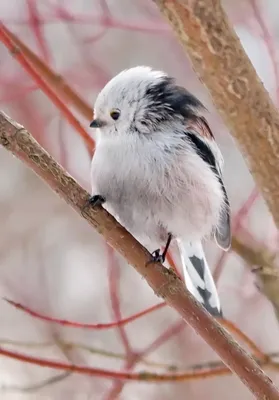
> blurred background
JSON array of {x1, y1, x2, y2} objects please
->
[{"x1": 1, "y1": 0, "x2": 279, "y2": 398}]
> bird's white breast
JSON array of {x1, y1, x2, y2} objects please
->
[{"x1": 91, "y1": 131, "x2": 224, "y2": 247}]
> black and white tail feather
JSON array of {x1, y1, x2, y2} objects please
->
[{"x1": 177, "y1": 240, "x2": 222, "y2": 317}]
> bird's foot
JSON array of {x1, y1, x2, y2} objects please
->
[
  {"x1": 149, "y1": 249, "x2": 165, "y2": 264},
  {"x1": 88, "y1": 194, "x2": 106, "y2": 208}
]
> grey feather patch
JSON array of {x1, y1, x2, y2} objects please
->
[{"x1": 215, "y1": 205, "x2": 231, "y2": 251}]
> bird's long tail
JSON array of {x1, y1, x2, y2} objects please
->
[{"x1": 176, "y1": 239, "x2": 222, "y2": 317}]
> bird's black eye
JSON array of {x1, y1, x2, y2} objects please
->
[
  {"x1": 110, "y1": 109, "x2": 121, "y2": 121},
  {"x1": 141, "y1": 120, "x2": 148, "y2": 126}
]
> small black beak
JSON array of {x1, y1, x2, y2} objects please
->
[{"x1": 90, "y1": 119, "x2": 105, "y2": 128}]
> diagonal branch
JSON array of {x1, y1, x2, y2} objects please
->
[
  {"x1": 0, "y1": 24, "x2": 92, "y2": 121},
  {"x1": 0, "y1": 23, "x2": 94, "y2": 152},
  {"x1": 1, "y1": 112, "x2": 279, "y2": 398}
]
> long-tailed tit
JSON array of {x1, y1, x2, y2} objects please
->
[{"x1": 89, "y1": 66, "x2": 231, "y2": 317}]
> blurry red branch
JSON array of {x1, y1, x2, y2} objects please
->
[
  {"x1": 0, "y1": 343, "x2": 279, "y2": 383},
  {"x1": 5, "y1": 297, "x2": 267, "y2": 361},
  {"x1": 1, "y1": 112, "x2": 279, "y2": 398},
  {"x1": 0, "y1": 346, "x2": 248, "y2": 382},
  {"x1": 107, "y1": 247, "x2": 133, "y2": 358},
  {"x1": 0, "y1": 23, "x2": 94, "y2": 152},
  {"x1": 4, "y1": 298, "x2": 165, "y2": 330},
  {"x1": 0, "y1": 24, "x2": 92, "y2": 121}
]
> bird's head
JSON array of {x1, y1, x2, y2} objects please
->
[{"x1": 90, "y1": 66, "x2": 204, "y2": 137}]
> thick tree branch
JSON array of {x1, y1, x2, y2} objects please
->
[
  {"x1": 153, "y1": 0, "x2": 279, "y2": 228},
  {"x1": 1, "y1": 112, "x2": 279, "y2": 398}
]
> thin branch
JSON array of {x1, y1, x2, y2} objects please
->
[
  {"x1": 107, "y1": 247, "x2": 133, "y2": 357},
  {"x1": 4, "y1": 298, "x2": 165, "y2": 329},
  {"x1": 2, "y1": 337, "x2": 279, "y2": 375},
  {"x1": 25, "y1": 0, "x2": 51, "y2": 62},
  {"x1": 1, "y1": 372, "x2": 70, "y2": 393},
  {"x1": 0, "y1": 345, "x2": 228, "y2": 382},
  {"x1": 1, "y1": 344, "x2": 279, "y2": 383},
  {"x1": 1, "y1": 112, "x2": 279, "y2": 397},
  {"x1": 153, "y1": 0, "x2": 279, "y2": 229},
  {"x1": 0, "y1": 24, "x2": 92, "y2": 121},
  {"x1": 0, "y1": 24, "x2": 94, "y2": 152}
]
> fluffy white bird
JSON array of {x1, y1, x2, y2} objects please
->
[{"x1": 89, "y1": 66, "x2": 231, "y2": 317}]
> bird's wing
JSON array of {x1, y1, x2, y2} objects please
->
[{"x1": 185, "y1": 116, "x2": 231, "y2": 251}]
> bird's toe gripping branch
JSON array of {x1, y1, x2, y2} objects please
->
[{"x1": 88, "y1": 194, "x2": 106, "y2": 208}]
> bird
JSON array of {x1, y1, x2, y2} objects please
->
[{"x1": 89, "y1": 66, "x2": 231, "y2": 317}]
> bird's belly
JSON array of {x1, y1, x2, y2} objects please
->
[
  {"x1": 96, "y1": 175, "x2": 166, "y2": 243},
  {"x1": 93, "y1": 171, "x2": 220, "y2": 246},
  {"x1": 91, "y1": 141, "x2": 223, "y2": 245}
]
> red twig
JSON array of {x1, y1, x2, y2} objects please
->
[
  {"x1": 141, "y1": 320, "x2": 185, "y2": 358},
  {"x1": 4, "y1": 298, "x2": 165, "y2": 329},
  {"x1": 107, "y1": 247, "x2": 133, "y2": 357},
  {"x1": 0, "y1": 25, "x2": 93, "y2": 121},
  {"x1": 0, "y1": 23, "x2": 94, "y2": 153},
  {"x1": 103, "y1": 320, "x2": 186, "y2": 399},
  {"x1": 0, "y1": 345, "x2": 237, "y2": 381},
  {"x1": 26, "y1": 0, "x2": 50, "y2": 62}
]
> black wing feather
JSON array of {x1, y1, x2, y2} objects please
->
[{"x1": 186, "y1": 131, "x2": 231, "y2": 250}]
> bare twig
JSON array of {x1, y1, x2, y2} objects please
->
[
  {"x1": 0, "y1": 24, "x2": 92, "y2": 121},
  {"x1": 0, "y1": 24, "x2": 94, "y2": 152},
  {"x1": 1, "y1": 372, "x2": 70, "y2": 393},
  {"x1": 1, "y1": 112, "x2": 279, "y2": 397},
  {"x1": 2, "y1": 337, "x2": 279, "y2": 376},
  {"x1": 153, "y1": 0, "x2": 279, "y2": 229},
  {"x1": 4, "y1": 298, "x2": 165, "y2": 329}
]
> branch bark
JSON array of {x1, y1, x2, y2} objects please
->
[
  {"x1": 153, "y1": 0, "x2": 279, "y2": 229},
  {"x1": 232, "y1": 235, "x2": 279, "y2": 321},
  {"x1": 1, "y1": 112, "x2": 279, "y2": 398}
]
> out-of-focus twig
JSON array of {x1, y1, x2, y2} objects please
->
[
  {"x1": 1, "y1": 112, "x2": 278, "y2": 397},
  {"x1": 0, "y1": 23, "x2": 94, "y2": 152},
  {"x1": 1, "y1": 372, "x2": 70, "y2": 393},
  {"x1": 4, "y1": 298, "x2": 165, "y2": 329},
  {"x1": 5, "y1": 297, "x2": 268, "y2": 362},
  {"x1": 0, "y1": 24, "x2": 92, "y2": 121},
  {"x1": 153, "y1": 0, "x2": 279, "y2": 229},
  {"x1": 1, "y1": 341, "x2": 279, "y2": 383},
  {"x1": 107, "y1": 247, "x2": 133, "y2": 358},
  {"x1": 232, "y1": 235, "x2": 279, "y2": 320},
  {"x1": 2, "y1": 337, "x2": 279, "y2": 375}
]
